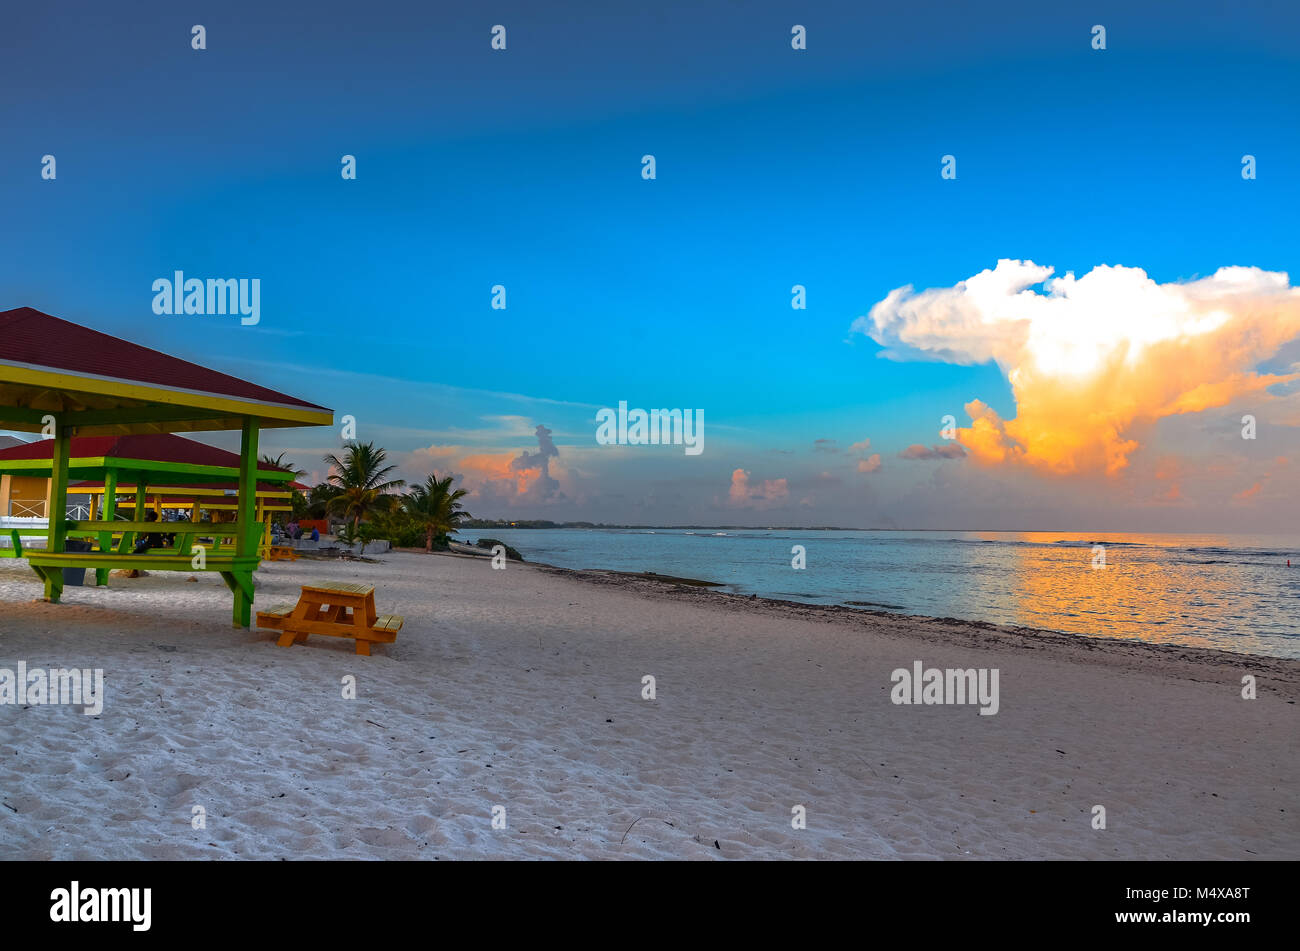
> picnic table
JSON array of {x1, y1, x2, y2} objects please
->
[{"x1": 256, "y1": 581, "x2": 403, "y2": 655}]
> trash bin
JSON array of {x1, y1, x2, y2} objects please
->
[{"x1": 62, "y1": 539, "x2": 92, "y2": 586}]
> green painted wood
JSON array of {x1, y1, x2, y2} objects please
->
[
  {"x1": 43, "y1": 422, "x2": 70, "y2": 603},
  {"x1": 61, "y1": 406, "x2": 234, "y2": 430},
  {"x1": 68, "y1": 519, "x2": 248, "y2": 534},
  {"x1": 0, "y1": 455, "x2": 294, "y2": 483},
  {"x1": 96, "y1": 469, "x2": 117, "y2": 585},
  {"x1": 219, "y1": 569, "x2": 255, "y2": 603},
  {"x1": 233, "y1": 417, "x2": 259, "y2": 628},
  {"x1": 27, "y1": 553, "x2": 257, "y2": 574}
]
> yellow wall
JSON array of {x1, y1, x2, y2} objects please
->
[{"x1": 2, "y1": 475, "x2": 50, "y2": 517}]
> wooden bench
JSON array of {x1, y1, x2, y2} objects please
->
[
  {"x1": 256, "y1": 581, "x2": 403, "y2": 656},
  {"x1": 267, "y1": 545, "x2": 300, "y2": 562},
  {"x1": 26, "y1": 551, "x2": 258, "y2": 616}
]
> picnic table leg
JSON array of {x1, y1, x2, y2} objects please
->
[
  {"x1": 232, "y1": 416, "x2": 258, "y2": 628},
  {"x1": 280, "y1": 596, "x2": 320, "y2": 647},
  {"x1": 233, "y1": 579, "x2": 253, "y2": 629},
  {"x1": 349, "y1": 599, "x2": 375, "y2": 655},
  {"x1": 96, "y1": 470, "x2": 117, "y2": 585},
  {"x1": 43, "y1": 424, "x2": 70, "y2": 602},
  {"x1": 220, "y1": 570, "x2": 255, "y2": 628}
]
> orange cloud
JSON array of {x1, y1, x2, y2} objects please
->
[
  {"x1": 1230, "y1": 455, "x2": 1291, "y2": 504},
  {"x1": 729, "y1": 468, "x2": 789, "y2": 507},
  {"x1": 857, "y1": 261, "x2": 1300, "y2": 475},
  {"x1": 397, "y1": 424, "x2": 570, "y2": 506}
]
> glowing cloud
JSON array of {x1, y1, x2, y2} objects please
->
[
  {"x1": 854, "y1": 261, "x2": 1300, "y2": 474},
  {"x1": 406, "y1": 423, "x2": 569, "y2": 504},
  {"x1": 729, "y1": 468, "x2": 789, "y2": 507}
]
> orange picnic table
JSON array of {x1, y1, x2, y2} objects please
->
[{"x1": 256, "y1": 581, "x2": 403, "y2": 655}]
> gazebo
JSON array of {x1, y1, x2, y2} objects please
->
[
  {"x1": 0, "y1": 433, "x2": 308, "y2": 582},
  {"x1": 0, "y1": 307, "x2": 333, "y2": 626}
]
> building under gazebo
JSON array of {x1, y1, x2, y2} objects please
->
[
  {"x1": 0, "y1": 433, "x2": 308, "y2": 582},
  {"x1": 0, "y1": 306, "x2": 333, "y2": 625}
]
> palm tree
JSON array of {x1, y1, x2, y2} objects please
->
[
  {"x1": 260, "y1": 452, "x2": 308, "y2": 480},
  {"x1": 403, "y1": 473, "x2": 470, "y2": 553},
  {"x1": 322, "y1": 441, "x2": 406, "y2": 529}
]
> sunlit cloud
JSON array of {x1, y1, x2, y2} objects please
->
[
  {"x1": 729, "y1": 468, "x2": 789, "y2": 507},
  {"x1": 857, "y1": 454, "x2": 883, "y2": 473},
  {"x1": 402, "y1": 424, "x2": 569, "y2": 504},
  {"x1": 854, "y1": 260, "x2": 1300, "y2": 475}
]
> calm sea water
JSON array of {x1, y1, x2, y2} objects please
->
[{"x1": 453, "y1": 528, "x2": 1300, "y2": 658}]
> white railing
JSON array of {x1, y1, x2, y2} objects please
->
[{"x1": 4, "y1": 503, "x2": 92, "y2": 518}]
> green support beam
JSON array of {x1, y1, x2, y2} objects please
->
[
  {"x1": 233, "y1": 416, "x2": 259, "y2": 627},
  {"x1": 42, "y1": 420, "x2": 71, "y2": 602},
  {"x1": 96, "y1": 468, "x2": 117, "y2": 585}
]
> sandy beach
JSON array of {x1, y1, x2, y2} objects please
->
[{"x1": 1, "y1": 550, "x2": 1296, "y2": 860}]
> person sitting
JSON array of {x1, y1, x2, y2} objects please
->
[
  {"x1": 132, "y1": 511, "x2": 164, "y2": 554},
  {"x1": 310, "y1": 526, "x2": 320, "y2": 542}
]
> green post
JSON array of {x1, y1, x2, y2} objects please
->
[
  {"x1": 96, "y1": 468, "x2": 117, "y2": 585},
  {"x1": 117, "y1": 474, "x2": 145, "y2": 554},
  {"x1": 43, "y1": 421, "x2": 71, "y2": 602},
  {"x1": 233, "y1": 416, "x2": 259, "y2": 627}
]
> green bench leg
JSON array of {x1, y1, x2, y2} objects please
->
[
  {"x1": 96, "y1": 531, "x2": 112, "y2": 585},
  {"x1": 221, "y1": 570, "x2": 255, "y2": 628},
  {"x1": 41, "y1": 566, "x2": 64, "y2": 603}
]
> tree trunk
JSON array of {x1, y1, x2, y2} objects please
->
[{"x1": 425, "y1": 528, "x2": 433, "y2": 553}]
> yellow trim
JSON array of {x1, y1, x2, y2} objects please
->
[
  {"x1": 75, "y1": 484, "x2": 293, "y2": 499},
  {"x1": 0, "y1": 363, "x2": 333, "y2": 428}
]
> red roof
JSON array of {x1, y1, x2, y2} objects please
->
[
  {"x1": 0, "y1": 433, "x2": 295, "y2": 475},
  {"x1": 0, "y1": 307, "x2": 327, "y2": 410}
]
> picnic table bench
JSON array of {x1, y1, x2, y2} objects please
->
[
  {"x1": 266, "y1": 545, "x2": 299, "y2": 562},
  {"x1": 256, "y1": 581, "x2": 403, "y2": 655}
]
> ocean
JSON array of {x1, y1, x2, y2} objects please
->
[{"x1": 452, "y1": 528, "x2": 1300, "y2": 659}]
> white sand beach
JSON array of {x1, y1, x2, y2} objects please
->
[{"x1": 1, "y1": 550, "x2": 1296, "y2": 860}]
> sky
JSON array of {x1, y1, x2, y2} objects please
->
[{"x1": 2, "y1": 0, "x2": 1298, "y2": 531}]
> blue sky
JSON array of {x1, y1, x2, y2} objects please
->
[{"x1": 3, "y1": 1, "x2": 1298, "y2": 529}]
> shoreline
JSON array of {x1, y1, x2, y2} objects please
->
[
  {"x1": 535, "y1": 561, "x2": 1300, "y2": 702},
  {"x1": 429, "y1": 549, "x2": 1300, "y2": 696},
  {"x1": 2, "y1": 550, "x2": 1296, "y2": 859}
]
